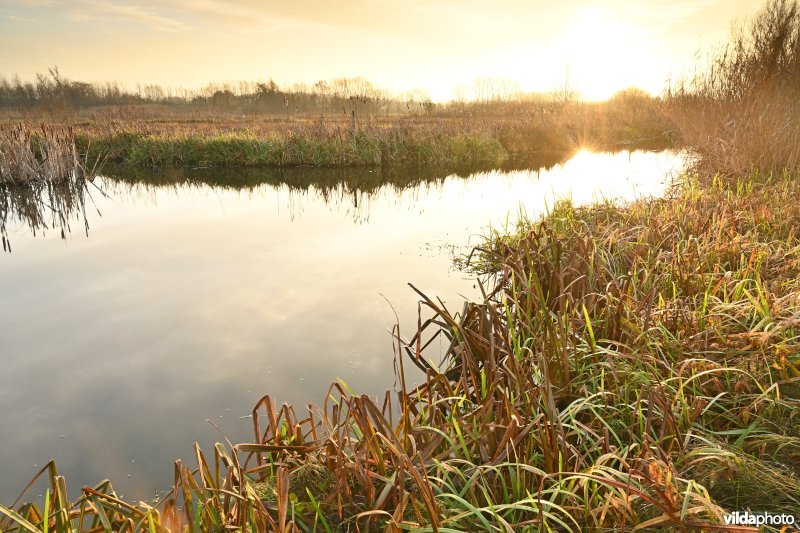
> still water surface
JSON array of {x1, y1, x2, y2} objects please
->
[{"x1": 0, "y1": 150, "x2": 684, "y2": 502}]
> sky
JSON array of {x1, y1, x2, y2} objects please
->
[{"x1": 0, "y1": 0, "x2": 770, "y2": 101}]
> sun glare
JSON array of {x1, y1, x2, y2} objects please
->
[{"x1": 564, "y1": 7, "x2": 654, "y2": 100}]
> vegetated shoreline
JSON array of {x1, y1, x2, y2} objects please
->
[
  {"x1": 1, "y1": 65, "x2": 675, "y2": 172},
  {"x1": 1, "y1": 117, "x2": 672, "y2": 173},
  {"x1": 78, "y1": 129, "x2": 510, "y2": 168},
  {"x1": 2, "y1": 1, "x2": 799, "y2": 530},
  {"x1": 1, "y1": 74, "x2": 675, "y2": 172},
  {"x1": 66, "y1": 107, "x2": 673, "y2": 169}
]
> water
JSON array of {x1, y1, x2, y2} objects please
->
[{"x1": 0, "y1": 149, "x2": 685, "y2": 503}]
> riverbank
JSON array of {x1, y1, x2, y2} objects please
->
[
  {"x1": 77, "y1": 129, "x2": 508, "y2": 168},
  {"x1": 3, "y1": 129, "x2": 797, "y2": 533},
  {"x1": 1, "y1": 93, "x2": 675, "y2": 172}
]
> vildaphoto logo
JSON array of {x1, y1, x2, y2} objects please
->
[{"x1": 723, "y1": 511, "x2": 797, "y2": 528}]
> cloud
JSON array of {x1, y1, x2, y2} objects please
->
[
  {"x1": 71, "y1": 1, "x2": 190, "y2": 32},
  {"x1": 8, "y1": 0, "x2": 190, "y2": 32},
  {"x1": 9, "y1": 0, "x2": 57, "y2": 6},
  {"x1": 4, "y1": 14, "x2": 37, "y2": 22},
  {"x1": 2, "y1": 0, "x2": 566, "y2": 40},
  {"x1": 637, "y1": 0, "x2": 719, "y2": 17}
]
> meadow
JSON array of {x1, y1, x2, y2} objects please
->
[
  {"x1": 1, "y1": 73, "x2": 672, "y2": 172},
  {"x1": 0, "y1": 0, "x2": 799, "y2": 531}
]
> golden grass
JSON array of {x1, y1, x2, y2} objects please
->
[
  {"x1": 0, "y1": 85, "x2": 674, "y2": 170},
  {"x1": 669, "y1": 0, "x2": 800, "y2": 175}
]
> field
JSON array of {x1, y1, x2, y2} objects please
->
[{"x1": 1, "y1": 85, "x2": 673, "y2": 172}]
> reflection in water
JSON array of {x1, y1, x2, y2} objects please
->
[
  {"x1": 2, "y1": 159, "x2": 559, "y2": 247},
  {"x1": 103, "y1": 157, "x2": 567, "y2": 225},
  {"x1": 0, "y1": 177, "x2": 92, "y2": 252},
  {"x1": 0, "y1": 150, "x2": 686, "y2": 503},
  {"x1": 0, "y1": 149, "x2": 666, "y2": 245}
]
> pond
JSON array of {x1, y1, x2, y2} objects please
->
[{"x1": 0, "y1": 149, "x2": 685, "y2": 503}]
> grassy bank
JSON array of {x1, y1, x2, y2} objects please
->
[
  {"x1": 0, "y1": 78, "x2": 675, "y2": 171},
  {"x1": 66, "y1": 103, "x2": 671, "y2": 169},
  {"x1": 77, "y1": 129, "x2": 507, "y2": 168}
]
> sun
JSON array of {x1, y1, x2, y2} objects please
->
[{"x1": 563, "y1": 6, "x2": 654, "y2": 100}]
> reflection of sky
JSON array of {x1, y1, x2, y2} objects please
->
[{"x1": 0, "y1": 150, "x2": 685, "y2": 502}]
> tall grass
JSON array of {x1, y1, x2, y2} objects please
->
[
  {"x1": 669, "y1": 0, "x2": 800, "y2": 175},
  {"x1": 56, "y1": 97, "x2": 671, "y2": 170},
  {"x1": 1, "y1": 75, "x2": 675, "y2": 169},
  {"x1": 0, "y1": 125, "x2": 86, "y2": 184},
  {"x1": 78, "y1": 129, "x2": 507, "y2": 168}
]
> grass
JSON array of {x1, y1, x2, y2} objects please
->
[
  {"x1": 0, "y1": 78, "x2": 676, "y2": 171},
  {"x1": 77, "y1": 129, "x2": 507, "y2": 168},
  {"x1": 61, "y1": 99, "x2": 671, "y2": 170},
  {"x1": 2, "y1": 96, "x2": 673, "y2": 171}
]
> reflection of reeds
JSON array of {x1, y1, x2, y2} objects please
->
[
  {"x1": 0, "y1": 176, "x2": 91, "y2": 252},
  {"x1": 102, "y1": 152, "x2": 567, "y2": 192},
  {"x1": 0, "y1": 124, "x2": 91, "y2": 251}
]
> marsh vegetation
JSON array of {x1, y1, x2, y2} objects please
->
[{"x1": 1, "y1": 68, "x2": 672, "y2": 171}]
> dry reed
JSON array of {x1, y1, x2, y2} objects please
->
[{"x1": 669, "y1": 0, "x2": 800, "y2": 175}]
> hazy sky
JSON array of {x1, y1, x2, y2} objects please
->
[{"x1": 0, "y1": 0, "x2": 769, "y2": 101}]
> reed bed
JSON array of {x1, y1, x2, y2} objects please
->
[
  {"x1": 2, "y1": 170, "x2": 798, "y2": 531},
  {"x1": 86, "y1": 97, "x2": 671, "y2": 164},
  {"x1": 669, "y1": 0, "x2": 800, "y2": 175},
  {"x1": 2, "y1": 2, "x2": 796, "y2": 528},
  {"x1": 0, "y1": 124, "x2": 87, "y2": 184},
  {"x1": 63, "y1": 102, "x2": 670, "y2": 170}
]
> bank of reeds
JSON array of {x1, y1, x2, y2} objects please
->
[
  {"x1": 0, "y1": 124, "x2": 86, "y2": 184},
  {"x1": 63, "y1": 101, "x2": 672, "y2": 170},
  {"x1": 1, "y1": 75, "x2": 676, "y2": 170},
  {"x1": 3, "y1": 170, "x2": 799, "y2": 531},
  {"x1": 669, "y1": 0, "x2": 800, "y2": 175}
]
